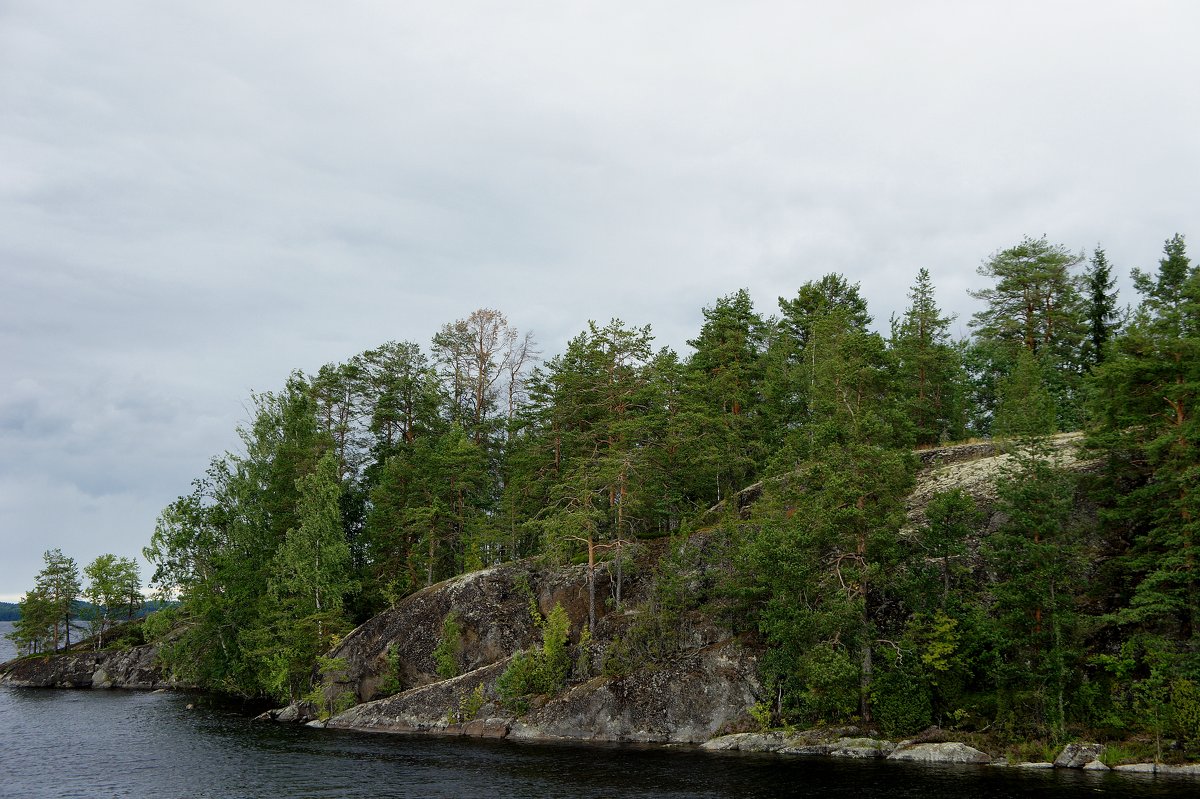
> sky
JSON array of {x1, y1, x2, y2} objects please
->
[{"x1": 2, "y1": 1, "x2": 1198, "y2": 600}]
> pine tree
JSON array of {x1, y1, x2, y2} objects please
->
[
  {"x1": 982, "y1": 445, "x2": 1081, "y2": 739},
  {"x1": 34, "y1": 549, "x2": 81, "y2": 650},
  {"x1": 8, "y1": 587, "x2": 57, "y2": 656},
  {"x1": 968, "y1": 236, "x2": 1086, "y2": 431},
  {"x1": 1090, "y1": 234, "x2": 1200, "y2": 651},
  {"x1": 741, "y1": 303, "x2": 915, "y2": 724}
]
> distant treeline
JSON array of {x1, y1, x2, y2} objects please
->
[{"x1": 0, "y1": 599, "x2": 174, "y2": 623}]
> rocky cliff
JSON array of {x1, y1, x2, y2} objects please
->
[
  {"x1": 317, "y1": 549, "x2": 756, "y2": 743},
  {"x1": 303, "y1": 433, "x2": 1104, "y2": 747},
  {"x1": 0, "y1": 640, "x2": 168, "y2": 689}
]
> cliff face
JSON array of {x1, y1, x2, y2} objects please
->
[
  {"x1": 327, "y1": 636, "x2": 758, "y2": 744},
  {"x1": 327, "y1": 557, "x2": 658, "y2": 703},
  {"x1": 0, "y1": 641, "x2": 168, "y2": 689}
]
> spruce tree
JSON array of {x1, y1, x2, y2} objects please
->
[
  {"x1": 1082, "y1": 245, "x2": 1120, "y2": 369},
  {"x1": 890, "y1": 268, "x2": 966, "y2": 444}
]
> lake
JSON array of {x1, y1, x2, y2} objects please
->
[{"x1": 1, "y1": 622, "x2": 1196, "y2": 798}]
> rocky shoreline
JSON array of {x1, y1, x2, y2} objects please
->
[
  {"x1": 0, "y1": 640, "x2": 171, "y2": 690},
  {"x1": 3, "y1": 643, "x2": 1199, "y2": 779}
]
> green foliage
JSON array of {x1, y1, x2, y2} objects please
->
[
  {"x1": 991, "y1": 349, "x2": 1057, "y2": 439},
  {"x1": 301, "y1": 654, "x2": 355, "y2": 721},
  {"x1": 130, "y1": 239, "x2": 1200, "y2": 750},
  {"x1": 574, "y1": 624, "x2": 593, "y2": 679},
  {"x1": 452, "y1": 683, "x2": 487, "y2": 723},
  {"x1": 1082, "y1": 246, "x2": 1121, "y2": 368},
  {"x1": 82, "y1": 554, "x2": 142, "y2": 650},
  {"x1": 872, "y1": 666, "x2": 933, "y2": 737},
  {"x1": 890, "y1": 268, "x2": 967, "y2": 444},
  {"x1": 786, "y1": 643, "x2": 861, "y2": 723},
  {"x1": 377, "y1": 644, "x2": 404, "y2": 697},
  {"x1": 495, "y1": 601, "x2": 571, "y2": 708},
  {"x1": 8, "y1": 549, "x2": 82, "y2": 655},
  {"x1": 433, "y1": 612, "x2": 464, "y2": 679},
  {"x1": 140, "y1": 607, "x2": 177, "y2": 642},
  {"x1": 967, "y1": 236, "x2": 1085, "y2": 432},
  {"x1": 494, "y1": 650, "x2": 539, "y2": 713},
  {"x1": 748, "y1": 702, "x2": 772, "y2": 732}
]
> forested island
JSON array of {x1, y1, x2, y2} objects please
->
[{"x1": 5, "y1": 234, "x2": 1199, "y2": 768}]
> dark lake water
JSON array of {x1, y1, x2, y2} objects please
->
[{"x1": 2, "y1": 622, "x2": 1197, "y2": 798}]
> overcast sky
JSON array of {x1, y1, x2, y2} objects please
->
[{"x1": 2, "y1": 1, "x2": 1198, "y2": 600}]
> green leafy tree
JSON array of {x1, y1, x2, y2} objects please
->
[
  {"x1": 82, "y1": 555, "x2": 141, "y2": 649},
  {"x1": 7, "y1": 587, "x2": 57, "y2": 656},
  {"x1": 273, "y1": 451, "x2": 354, "y2": 627},
  {"x1": 144, "y1": 378, "x2": 334, "y2": 697}
]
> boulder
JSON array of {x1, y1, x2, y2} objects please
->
[
  {"x1": 701, "y1": 733, "x2": 788, "y2": 753},
  {"x1": 273, "y1": 701, "x2": 319, "y2": 724},
  {"x1": 888, "y1": 742, "x2": 991, "y2": 764},
  {"x1": 1054, "y1": 742, "x2": 1105, "y2": 769},
  {"x1": 827, "y1": 737, "x2": 894, "y2": 759},
  {"x1": 327, "y1": 660, "x2": 512, "y2": 736},
  {"x1": 331, "y1": 637, "x2": 759, "y2": 745},
  {"x1": 1112, "y1": 763, "x2": 1157, "y2": 773}
]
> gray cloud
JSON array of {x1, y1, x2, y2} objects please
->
[{"x1": 2, "y1": 0, "x2": 1198, "y2": 596}]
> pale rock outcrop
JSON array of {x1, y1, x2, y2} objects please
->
[{"x1": 888, "y1": 742, "x2": 992, "y2": 765}]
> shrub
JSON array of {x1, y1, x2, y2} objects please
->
[
  {"x1": 495, "y1": 601, "x2": 572, "y2": 710},
  {"x1": 433, "y1": 612, "x2": 463, "y2": 679},
  {"x1": 873, "y1": 668, "x2": 933, "y2": 736},
  {"x1": 377, "y1": 644, "x2": 403, "y2": 697}
]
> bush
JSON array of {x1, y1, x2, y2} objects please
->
[
  {"x1": 453, "y1": 683, "x2": 486, "y2": 723},
  {"x1": 377, "y1": 644, "x2": 403, "y2": 697},
  {"x1": 495, "y1": 601, "x2": 572, "y2": 710},
  {"x1": 872, "y1": 668, "x2": 933, "y2": 736},
  {"x1": 433, "y1": 612, "x2": 463, "y2": 679}
]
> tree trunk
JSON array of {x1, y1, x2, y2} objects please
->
[{"x1": 586, "y1": 536, "x2": 596, "y2": 631}]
